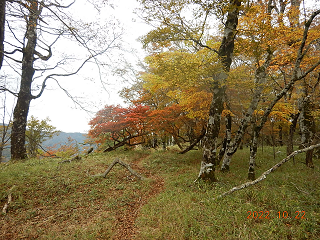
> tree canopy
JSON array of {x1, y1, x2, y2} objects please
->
[{"x1": 88, "y1": 0, "x2": 320, "y2": 181}]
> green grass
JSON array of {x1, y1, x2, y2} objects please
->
[{"x1": 0, "y1": 147, "x2": 319, "y2": 239}]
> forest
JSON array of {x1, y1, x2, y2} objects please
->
[
  {"x1": 0, "y1": 0, "x2": 320, "y2": 239},
  {"x1": 87, "y1": 0, "x2": 320, "y2": 181}
]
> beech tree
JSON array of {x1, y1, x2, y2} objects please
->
[
  {"x1": 217, "y1": 1, "x2": 320, "y2": 179},
  {"x1": 138, "y1": 0, "x2": 242, "y2": 181},
  {"x1": 136, "y1": 0, "x2": 320, "y2": 182},
  {"x1": 1, "y1": 0, "x2": 122, "y2": 159}
]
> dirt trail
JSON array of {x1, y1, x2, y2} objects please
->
[
  {"x1": 0, "y1": 155, "x2": 164, "y2": 240},
  {"x1": 113, "y1": 159, "x2": 165, "y2": 239}
]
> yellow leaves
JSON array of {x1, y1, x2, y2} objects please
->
[
  {"x1": 139, "y1": 50, "x2": 219, "y2": 120},
  {"x1": 227, "y1": 65, "x2": 254, "y2": 90},
  {"x1": 255, "y1": 102, "x2": 298, "y2": 125},
  {"x1": 178, "y1": 89, "x2": 212, "y2": 120},
  {"x1": 144, "y1": 51, "x2": 218, "y2": 92},
  {"x1": 222, "y1": 109, "x2": 235, "y2": 117}
]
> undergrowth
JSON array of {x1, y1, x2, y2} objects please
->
[{"x1": 0, "y1": 147, "x2": 319, "y2": 239}]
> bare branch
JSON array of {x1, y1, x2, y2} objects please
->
[
  {"x1": 42, "y1": 0, "x2": 76, "y2": 9},
  {"x1": 294, "y1": 9, "x2": 320, "y2": 77},
  {"x1": 34, "y1": 45, "x2": 52, "y2": 61},
  {"x1": 3, "y1": 53, "x2": 22, "y2": 63},
  {"x1": 34, "y1": 57, "x2": 67, "y2": 71},
  {"x1": 4, "y1": 48, "x2": 23, "y2": 55},
  {"x1": 5, "y1": 19, "x2": 23, "y2": 46},
  {"x1": 31, "y1": 50, "x2": 100, "y2": 100},
  {"x1": 0, "y1": 86, "x2": 19, "y2": 97}
]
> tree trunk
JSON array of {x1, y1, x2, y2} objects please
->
[
  {"x1": 278, "y1": 125, "x2": 283, "y2": 146},
  {"x1": 248, "y1": 127, "x2": 258, "y2": 180},
  {"x1": 11, "y1": 2, "x2": 40, "y2": 160},
  {"x1": 220, "y1": 51, "x2": 272, "y2": 171},
  {"x1": 199, "y1": 83, "x2": 225, "y2": 181},
  {"x1": 298, "y1": 92, "x2": 315, "y2": 168},
  {"x1": 197, "y1": 0, "x2": 241, "y2": 181},
  {"x1": 286, "y1": 113, "x2": 299, "y2": 156},
  {"x1": 0, "y1": 0, "x2": 5, "y2": 70}
]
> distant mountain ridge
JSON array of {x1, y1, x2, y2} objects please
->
[
  {"x1": 1, "y1": 132, "x2": 88, "y2": 161},
  {"x1": 43, "y1": 132, "x2": 87, "y2": 147}
]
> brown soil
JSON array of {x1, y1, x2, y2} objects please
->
[{"x1": 113, "y1": 175, "x2": 164, "y2": 239}]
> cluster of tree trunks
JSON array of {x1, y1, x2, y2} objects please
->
[
  {"x1": 197, "y1": 0, "x2": 241, "y2": 181},
  {"x1": 202, "y1": 2, "x2": 320, "y2": 181}
]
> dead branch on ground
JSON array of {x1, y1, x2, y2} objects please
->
[
  {"x1": 2, "y1": 185, "x2": 16, "y2": 214},
  {"x1": 213, "y1": 143, "x2": 320, "y2": 200},
  {"x1": 58, "y1": 155, "x2": 82, "y2": 164},
  {"x1": 93, "y1": 158, "x2": 146, "y2": 180},
  {"x1": 58, "y1": 147, "x2": 94, "y2": 164}
]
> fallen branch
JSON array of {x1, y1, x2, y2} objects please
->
[
  {"x1": 58, "y1": 155, "x2": 81, "y2": 164},
  {"x1": 290, "y1": 182, "x2": 310, "y2": 195},
  {"x1": 213, "y1": 143, "x2": 320, "y2": 200},
  {"x1": 94, "y1": 158, "x2": 146, "y2": 180},
  {"x1": 58, "y1": 148, "x2": 94, "y2": 164},
  {"x1": 2, "y1": 185, "x2": 16, "y2": 214}
]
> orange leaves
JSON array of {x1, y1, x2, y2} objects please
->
[
  {"x1": 88, "y1": 104, "x2": 150, "y2": 141},
  {"x1": 237, "y1": 0, "x2": 320, "y2": 77},
  {"x1": 88, "y1": 101, "x2": 208, "y2": 148}
]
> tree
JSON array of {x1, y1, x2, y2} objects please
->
[
  {"x1": 26, "y1": 116, "x2": 58, "y2": 158},
  {"x1": 137, "y1": 0, "x2": 320, "y2": 182},
  {"x1": 120, "y1": 50, "x2": 213, "y2": 152},
  {"x1": 138, "y1": 0, "x2": 242, "y2": 181},
  {"x1": 0, "y1": 0, "x2": 5, "y2": 70},
  {"x1": 88, "y1": 104, "x2": 150, "y2": 151},
  {"x1": 214, "y1": 0, "x2": 320, "y2": 179},
  {"x1": 297, "y1": 76, "x2": 320, "y2": 168},
  {"x1": 1, "y1": 1, "x2": 122, "y2": 159}
]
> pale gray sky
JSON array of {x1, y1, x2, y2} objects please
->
[{"x1": 26, "y1": 0, "x2": 150, "y2": 133}]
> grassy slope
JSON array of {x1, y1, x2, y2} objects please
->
[{"x1": 0, "y1": 147, "x2": 319, "y2": 239}]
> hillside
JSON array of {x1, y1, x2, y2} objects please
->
[{"x1": 0, "y1": 147, "x2": 319, "y2": 239}]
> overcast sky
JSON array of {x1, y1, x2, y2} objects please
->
[
  {"x1": 7, "y1": 0, "x2": 318, "y2": 134},
  {"x1": 24, "y1": 0, "x2": 150, "y2": 133}
]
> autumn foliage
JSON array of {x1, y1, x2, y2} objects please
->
[
  {"x1": 88, "y1": 0, "x2": 320, "y2": 164},
  {"x1": 88, "y1": 101, "x2": 207, "y2": 151},
  {"x1": 88, "y1": 104, "x2": 150, "y2": 149}
]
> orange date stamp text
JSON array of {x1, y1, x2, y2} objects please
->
[{"x1": 247, "y1": 211, "x2": 306, "y2": 219}]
